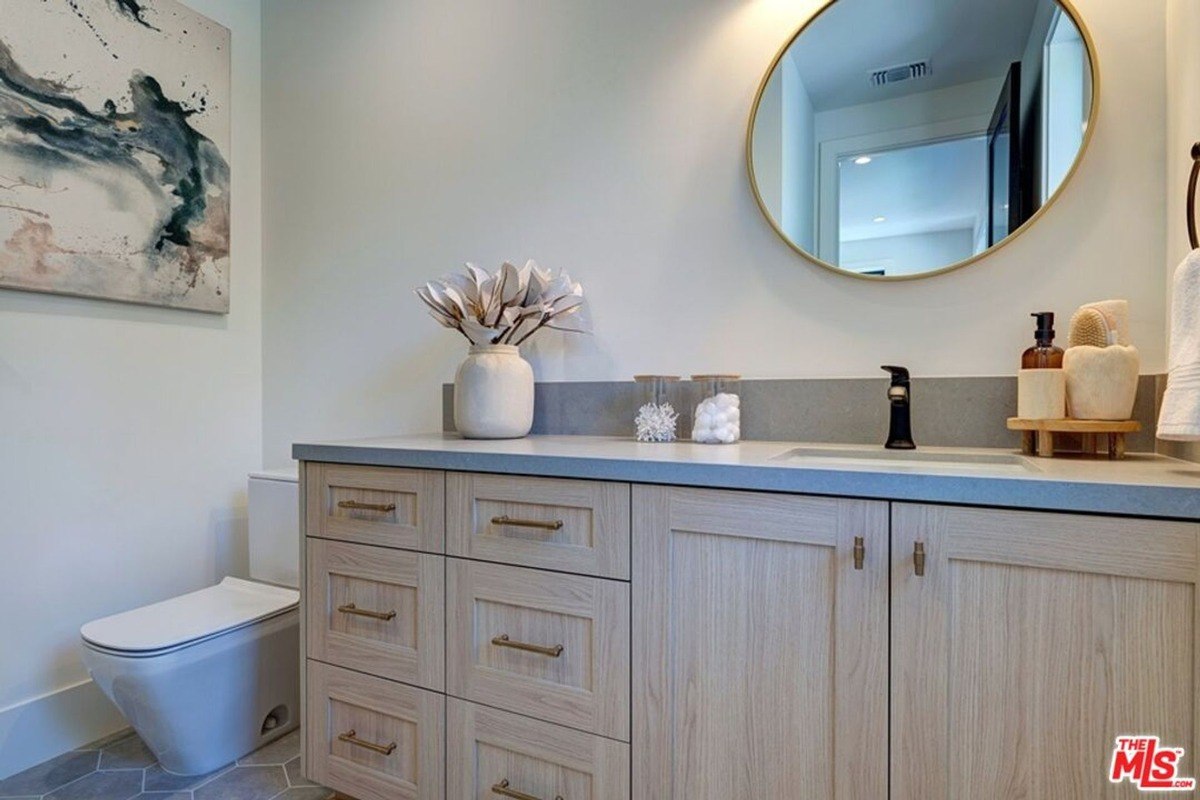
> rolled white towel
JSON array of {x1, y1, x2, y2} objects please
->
[
  {"x1": 1082, "y1": 299, "x2": 1130, "y2": 346},
  {"x1": 1159, "y1": 251, "x2": 1200, "y2": 440}
]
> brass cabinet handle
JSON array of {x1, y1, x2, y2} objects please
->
[
  {"x1": 853, "y1": 536, "x2": 865, "y2": 570},
  {"x1": 491, "y1": 515, "x2": 564, "y2": 531},
  {"x1": 337, "y1": 603, "x2": 396, "y2": 621},
  {"x1": 337, "y1": 729, "x2": 396, "y2": 756},
  {"x1": 337, "y1": 500, "x2": 396, "y2": 513},
  {"x1": 914, "y1": 541, "x2": 926, "y2": 577},
  {"x1": 491, "y1": 633, "x2": 564, "y2": 658},
  {"x1": 491, "y1": 779, "x2": 563, "y2": 800}
]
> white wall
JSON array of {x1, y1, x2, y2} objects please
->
[
  {"x1": 0, "y1": 0, "x2": 262, "y2": 777},
  {"x1": 751, "y1": 63, "x2": 785, "y2": 228},
  {"x1": 1019, "y1": 0, "x2": 1057, "y2": 207},
  {"x1": 1163, "y1": 0, "x2": 1200, "y2": 462},
  {"x1": 841, "y1": 229, "x2": 976, "y2": 277},
  {"x1": 261, "y1": 0, "x2": 1169, "y2": 467},
  {"x1": 813, "y1": 77, "x2": 1001, "y2": 146},
  {"x1": 780, "y1": 54, "x2": 816, "y2": 251},
  {"x1": 751, "y1": 51, "x2": 816, "y2": 252}
]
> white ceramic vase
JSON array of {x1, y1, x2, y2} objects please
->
[{"x1": 454, "y1": 344, "x2": 534, "y2": 439}]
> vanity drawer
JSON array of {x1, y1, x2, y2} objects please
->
[
  {"x1": 306, "y1": 539, "x2": 444, "y2": 690},
  {"x1": 447, "y1": 472, "x2": 630, "y2": 579},
  {"x1": 305, "y1": 463, "x2": 444, "y2": 553},
  {"x1": 448, "y1": 699, "x2": 629, "y2": 800},
  {"x1": 447, "y1": 560, "x2": 630, "y2": 740},
  {"x1": 305, "y1": 661, "x2": 444, "y2": 800}
]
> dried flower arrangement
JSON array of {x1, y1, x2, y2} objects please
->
[{"x1": 416, "y1": 260, "x2": 589, "y2": 346}]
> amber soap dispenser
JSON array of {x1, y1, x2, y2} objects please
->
[{"x1": 1023, "y1": 311, "x2": 1064, "y2": 368}]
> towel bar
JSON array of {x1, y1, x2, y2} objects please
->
[{"x1": 1189, "y1": 142, "x2": 1200, "y2": 249}]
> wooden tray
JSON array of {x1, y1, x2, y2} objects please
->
[{"x1": 1006, "y1": 418, "x2": 1141, "y2": 459}]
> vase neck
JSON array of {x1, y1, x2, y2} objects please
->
[{"x1": 468, "y1": 344, "x2": 520, "y2": 356}]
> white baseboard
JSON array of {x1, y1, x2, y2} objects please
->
[{"x1": 0, "y1": 679, "x2": 128, "y2": 780}]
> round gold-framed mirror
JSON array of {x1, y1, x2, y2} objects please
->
[{"x1": 747, "y1": 0, "x2": 1099, "y2": 281}]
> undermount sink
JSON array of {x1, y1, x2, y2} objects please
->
[{"x1": 775, "y1": 445, "x2": 1039, "y2": 473}]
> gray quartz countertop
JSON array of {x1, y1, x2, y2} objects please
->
[{"x1": 293, "y1": 434, "x2": 1200, "y2": 520}]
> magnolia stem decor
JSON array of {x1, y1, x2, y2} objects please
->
[{"x1": 416, "y1": 260, "x2": 589, "y2": 439}]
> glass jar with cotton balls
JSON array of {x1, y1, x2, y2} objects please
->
[
  {"x1": 634, "y1": 375, "x2": 681, "y2": 442},
  {"x1": 691, "y1": 375, "x2": 741, "y2": 444}
]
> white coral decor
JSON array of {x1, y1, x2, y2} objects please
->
[{"x1": 635, "y1": 403, "x2": 679, "y2": 443}]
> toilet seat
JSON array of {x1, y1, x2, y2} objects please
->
[{"x1": 81, "y1": 577, "x2": 299, "y2": 657}]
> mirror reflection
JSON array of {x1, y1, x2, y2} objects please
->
[{"x1": 749, "y1": 0, "x2": 1095, "y2": 279}]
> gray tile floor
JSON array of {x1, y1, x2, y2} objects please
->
[{"x1": 0, "y1": 729, "x2": 333, "y2": 800}]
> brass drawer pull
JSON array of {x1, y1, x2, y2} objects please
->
[
  {"x1": 491, "y1": 633, "x2": 564, "y2": 658},
  {"x1": 337, "y1": 729, "x2": 396, "y2": 756},
  {"x1": 337, "y1": 500, "x2": 396, "y2": 513},
  {"x1": 853, "y1": 536, "x2": 865, "y2": 570},
  {"x1": 337, "y1": 603, "x2": 396, "y2": 621},
  {"x1": 914, "y1": 542, "x2": 927, "y2": 577},
  {"x1": 491, "y1": 515, "x2": 564, "y2": 531},
  {"x1": 491, "y1": 779, "x2": 563, "y2": 800}
]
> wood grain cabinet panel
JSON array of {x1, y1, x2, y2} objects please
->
[
  {"x1": 891, "y1": 504, "x2": 1200, "y2": 800},
  {"x1": 448, "y1": 699, "x2": 629, "y2": 800},
  {"x1": 305, "y1": 661, "x2": 444, "y2": 800},
  {"x1": 447, "y1": 559, "x2": 631, "y2": 741},
  {"x1": 306, "y1": 539, "x2": 444, "y2": 690},
  {"x1": 306, "y1": 464, "x2": 444, "y2": 552},
  {"x1": 632, "y1": 486, "x2": 889, "y2": 800},
  {"x1": 447, "y1": 472, "x2": 630, "y2": 578}
]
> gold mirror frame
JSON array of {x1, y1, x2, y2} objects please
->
[{"x1": 746, "y1": 0, "x2": 1101, "y2": 282}]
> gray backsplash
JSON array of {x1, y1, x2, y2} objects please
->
[{"x1": 444, "y1": 375, "x2": 1166, "y2": 453}]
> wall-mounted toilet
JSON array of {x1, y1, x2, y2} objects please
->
[{"x1": 80, "y1": 468, "x2": 300, "y2": 776}]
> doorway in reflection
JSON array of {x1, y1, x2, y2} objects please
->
[{"x1": 838, "y1": 136, "x2": 988, "y2": 278}]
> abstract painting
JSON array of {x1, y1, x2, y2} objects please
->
[{"x1": 0, "y1": 0, "x2": 231, "y2": 313}]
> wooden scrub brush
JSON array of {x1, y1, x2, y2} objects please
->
[{"x1": 1068, "y1": 307, "x2": 1112, "y2": 348}]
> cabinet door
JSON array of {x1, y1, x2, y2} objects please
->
[
  {"x1": 892, "y1": 503, "x2": 1200, "y2": 799},
  {"x1": 633, "y1": 486, "x2": 888, "y2": 799}
]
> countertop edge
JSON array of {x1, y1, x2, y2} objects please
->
[{"x1": 292, "y1": 442, "x2": 1200, "y2": 521}]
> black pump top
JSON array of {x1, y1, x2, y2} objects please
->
[{"x1": 1031, "y1": 311, "x2": 1056, "y2": 346}]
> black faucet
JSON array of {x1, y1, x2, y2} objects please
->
[{"x1": 882, "y1": 366, "x2": 916, "y2": 450}]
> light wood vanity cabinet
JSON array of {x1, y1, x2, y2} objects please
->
[
  {"x1": 301, "y1": 461, "x2": 1199, "y2": 799},
  {"x1": 447, "y1": 560, "x2": 631, "y2": 740},
  {"x1": 447, "y1": 472, "x2": 631, "y2": 578},
  {"x1": 633, "y1": 486, "x2": 889, "y2": 798},
  {"x1": 306, "y1": 538, "x2": 444, "y2": 690},
  {"x1": 891, "y1": 504, "x2": 1200, "y2": 800}
]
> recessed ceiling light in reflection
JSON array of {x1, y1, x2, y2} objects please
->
[
  {"x1": 873, "y1": 216, "x2": 886, "y2": 223},
  {"x1": 854, "y1": 156, "x2": 873, "y2": 165}
]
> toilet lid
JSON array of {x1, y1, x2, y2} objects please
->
[{"x1": 80, "y1": 577, "x2": 299, "y2": 654}]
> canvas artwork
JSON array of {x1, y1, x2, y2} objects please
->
[{"x1": 0, "y1": 0, "x2": 231, "y2": 313}]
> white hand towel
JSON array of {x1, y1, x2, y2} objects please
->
[{"x1": 1158, "y1": 250, "x2": 1200, "y2": 440}]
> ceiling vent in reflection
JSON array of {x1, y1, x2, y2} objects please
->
[{"x1": 870, "y1": 61, "x2": 929, "y2": 87}]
